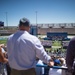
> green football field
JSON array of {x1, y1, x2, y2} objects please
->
[{"x1": 0, "y1": 39, "x2": 7, "y2": 45}]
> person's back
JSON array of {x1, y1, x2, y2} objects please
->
[
  {"x1": 36, "y1": 59, "x2": 44, "y2": 75},
  {"x1": 49, "y1": 68, "x2": 62, "y2": 75},
  {"x1": 7, "y1": 30, "x2": 41, "y2": 70}
]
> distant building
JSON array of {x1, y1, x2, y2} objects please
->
[{"x1": 0, "y1": 21, "x2": 4, "y2": 27}]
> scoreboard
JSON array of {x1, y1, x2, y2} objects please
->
[{"x1": 0, "y1": 21, "x2": 4, "y2": 27}]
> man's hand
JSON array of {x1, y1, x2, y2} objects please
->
[{"x1": 48, "y1": 60, "x2": 54, "y2": 66}]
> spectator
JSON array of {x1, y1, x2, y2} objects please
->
[
  {"x1": 0, "y1": 45, "x2": 8, "y2": 75},
  {"x1": 35, "y1": 57, "x2": 44, "y2": 75},
  {"x1": 49, "y1": 56, "x2": 66, "y2": 75},
  {"x1": 7, "y1": 17, "x2": 54, "y2": 75},
  {"x1": 66, "y1": 37, "x2": 75, "y2": 75}
]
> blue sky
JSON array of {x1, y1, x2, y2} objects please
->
[{"x1": 0, "y1": 0, "x2": 75, "y2": 26}]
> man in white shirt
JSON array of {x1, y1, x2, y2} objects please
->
[{"x1": 7, "y1": 17, "x2": 54, "y2": 75}]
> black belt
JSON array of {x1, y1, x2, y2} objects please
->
[
  {"x1": 12, "y1": 68, "x2": 35, "y2": 71},
  {"x1": 11, "y1": 68, "x2": 36, "y2": 75}
]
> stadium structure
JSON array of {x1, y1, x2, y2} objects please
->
[
  {"x1": 0, "y1": 23, "x2": 75, "y2": 35},
  {"x1": 37, "y1": 23, "x2": 75, "y2": 35}
]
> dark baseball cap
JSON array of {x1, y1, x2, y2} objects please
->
[
  {"x1": 54, "y1": 59, "x2": 61, "y2": 65},
  {"x1": 19, "y1": 17, "x2": 30, "y2": 26}
]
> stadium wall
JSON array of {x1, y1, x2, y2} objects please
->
[
  {"x1": 38, "y1": 28, "x2": 75, "y2": 35},
  {"x1": 0, "y1": 23, "x2": 75, "y2": 35}
]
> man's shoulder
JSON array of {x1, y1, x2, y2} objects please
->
[
  {"x1": 8, "y1": 34, "x2": 14, "y2": 39},
  {"x1": 28, "y1": 33, "x2": 38, "y2": 39},
  {"x1": 27, "y1": 33, "x2": 40, "y2": 43}
]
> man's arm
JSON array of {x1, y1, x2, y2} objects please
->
[
  {"x1": 33, "y1": 37, "x2": 54, "y2": 66},
  {"x1": 0, "y1": 46, "x2": 8, "y2": 63}
]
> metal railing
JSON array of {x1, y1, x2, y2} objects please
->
[{"x1": 36, "y1": 64, "x2": 68, "y2": 75}]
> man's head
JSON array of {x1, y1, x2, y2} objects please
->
[{"x1": 19, "y1": 17, "x2": 30, "y2": 31}]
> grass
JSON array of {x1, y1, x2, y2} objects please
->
[
  {"x1": 0, "y1": 39, "x2": 7, "y2": 45},
  {"x1": 0, "y1": 39, "x2": 62, "y2": 46},
  {"x1": 52, "y1": 41, "x2": 62, "y2": 46}
]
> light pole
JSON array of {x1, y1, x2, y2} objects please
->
[
  {"x1": 35, "y1": 11, "x2": 38, "y2": 36},
  {"x1": 35, "y1": 11, "x2": 37, "y2": 26},
  {"x1": 5, "y1": 12, "x2": 8, "y2": 28}
]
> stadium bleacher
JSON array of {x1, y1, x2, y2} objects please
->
[{"x1": 47, "y1": 32, "x2": 68, "y2": 41}]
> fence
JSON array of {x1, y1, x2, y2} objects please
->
[{"x1": 36, "y1": 63, "x2": 68, "y2": 75}]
